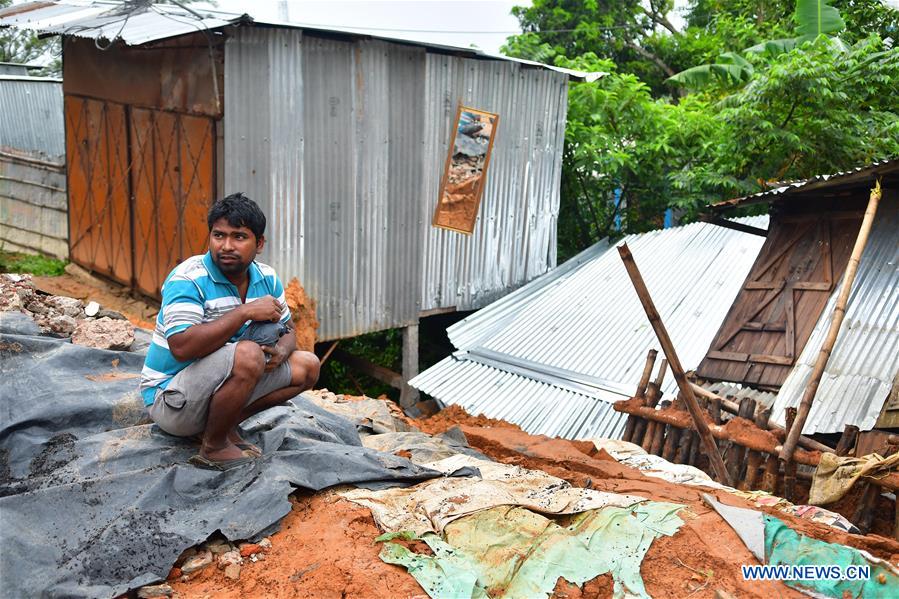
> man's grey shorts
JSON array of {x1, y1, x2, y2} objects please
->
[{"x1": 148, "y1": 342, "x2": 293, "y2": 437}]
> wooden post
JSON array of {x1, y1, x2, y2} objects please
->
[
  {"x1": 853, "y1": 484, "x2": 878, "y2": 534},
  {"x1": 662, "y1": 423, "x2": 681, "y2": 462},
  {"x1": 618, "y1": 244, "x2": 732, "y2": 486},
  {"x1": 675, "y1": 423, "x2": 693, "y2": 464},
  {"x1": 781, "y1": 180, "x2": 883, "y2": 462},
  {"x1": 783, "y1": 408, "x2": 797, "y2": 502},
  {"x1": 636, "y1": 360, "x2": 667, "y2": 449},
  {"x1": 400, "y1": 323, "x2": 420, "y2": 409},
  {"x1": 762, "y1": 454, "x2": 780, "y2": 494},
  {"x1": 687, "y1": 397, "x2": 707, "y2": 466},
  {"x1": 623, "y1": 350, "x2": 658, "y2": 442},
  {"x1": 834, "y1": 425, "x2": 859, "y2": 457},
  {"x1": 743, "y1": 407, "x2": 771, "y2": 491},
  {"x1": 650, "y1": 400, "x2": 670, "y2": 455},
  {"x1": 727, "y1": 398, "x2": 756, "y2": 486}
]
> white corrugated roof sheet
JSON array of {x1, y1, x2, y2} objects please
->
[
  {"x1": 0, "y1": 1, "x2": 605, "y2": 80},
  {"x1": 412, "y1": 216, "x2": 769, "y2": 440},
  {"x1": 770, "y1": 197, "x2": 899, "y2": 434}
]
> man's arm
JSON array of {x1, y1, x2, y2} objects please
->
[{"x1": 168, "y1": 296, "x2": 283, "y2": 362}]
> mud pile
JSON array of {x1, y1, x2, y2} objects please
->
[
  {"x1": 284, "y1": 278, "x2": 319, "y2": 352},
  {"x1": 170, "y1": 402, "x2": 899, "y2": 599}
]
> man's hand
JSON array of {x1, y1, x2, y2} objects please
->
[
  {"x1": 241, "y1": 295, "x2": 283, "y2": 323},
  {"x1": 262, "y1": 343, "x2": 291, "y2": 372}
]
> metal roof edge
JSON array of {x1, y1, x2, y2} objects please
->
[
  {"x1": 711, "y1": 158, "x2": 899, "y2": 211},
  {"x1": 0, "y1": 1, "x2": 605, "y2": 80}
]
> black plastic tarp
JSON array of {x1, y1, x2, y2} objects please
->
[{"x1": 0, "y1": 314, "x2": 443, "y2": 598}]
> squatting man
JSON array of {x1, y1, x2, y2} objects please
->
[{"x1": 139, "y1": 193, "x2": 321, "y2": 470}]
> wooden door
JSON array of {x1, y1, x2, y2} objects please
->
[{"x1": 696, "y1": 212, "x2": 862, "y2": 389}]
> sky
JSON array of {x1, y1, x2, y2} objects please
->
[{"x1": 205, "y1": 0, "x2": 529, "y2": 54}]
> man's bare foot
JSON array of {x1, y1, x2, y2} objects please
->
[
  {"x1": 227, "y1": 428, "x2": 247, "y2": 446},
  {"x1": 200, "y1": 440, "x2": 246, "y2": 462}
]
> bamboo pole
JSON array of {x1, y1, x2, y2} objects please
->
[
  {"x1": 783, "y1": 408, "x2": 797, "y2": 502},
  {"x1": 623, "y1": 350, "x2": 658, "y2": 442},
  {"x1": 780, "y1": 180, "x2": 883, "y2": 462},
  {"x1": 689, "y1": 382, "x2": 832, "y2": 453},
  {"x1": 618, "y1": 244, "x2": 732, "y2": 486},
  {"x1": 637, "y1": 360, "x2": 667, "y2": 449}
]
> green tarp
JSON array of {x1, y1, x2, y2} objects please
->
[{"x1": 378, "y1": 501, "x2": 686, "y2": 599}]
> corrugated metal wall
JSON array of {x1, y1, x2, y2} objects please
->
[
  {"x1": 0, "y1": 76, "x2": 65, "y2": 159},
  {"x1": 421, "y1": 54, "x2": 567, "y2": 312},
  {"x1": 226, "y1": 30, "x2": 565, "y2": 340},
  {"x1": 0, "y1": 76, "x2": 67, "y2": 258}
]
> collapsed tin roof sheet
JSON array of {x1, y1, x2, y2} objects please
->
[
  {"x1": 0, "y1": 0, "x2": 605, "y2": 80},
  {"x1": 412, "y1": 216, "x2": 769, "y2": 440}
]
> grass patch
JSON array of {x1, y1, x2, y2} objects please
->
[{"x1": 0, "y1": 249, "x2": 67, "y2": 276}]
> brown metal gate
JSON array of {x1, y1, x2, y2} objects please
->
[
  {"x1": 65, "y1": 95, "x2": 216, "y2": 298},
  {"x1": 696, "y1": 212, "x2": 862, "y2": 389}
]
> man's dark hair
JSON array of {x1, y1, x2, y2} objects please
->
[{"x1": 207, "y1": 193, "x2": 266, "y2": 240}]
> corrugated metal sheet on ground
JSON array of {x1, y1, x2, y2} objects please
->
[
  {"x1": 770, "y1": 198, "x2": 899, "y2": 434},
  {"x1": 412, "y1": 216, "x2": 769, "y2": 440},
  {"x1": 0, "y1": 76, "x2": 64, "y2": 159}
]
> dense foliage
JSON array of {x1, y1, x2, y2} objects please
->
[{"x1": 504, "y1": 0, "x2": 899, "y2": 261}]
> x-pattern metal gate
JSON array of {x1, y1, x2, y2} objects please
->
[{"x1": 65, "y1": 95, "x2": 216, "y2": 298}]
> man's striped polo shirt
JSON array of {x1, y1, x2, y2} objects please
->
[{"x1": 139, "y1": 252, "x2": 292, "y2": 406}]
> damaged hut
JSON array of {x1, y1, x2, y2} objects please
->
[
  {"x1": 697, "y1": 160, "x2": 899, "y2": 440},
  {"x1": 411, "y1": 216, "x2": 770, "y2": 439},
  {"x1": 0, "y1": 0, "x2": 600, "y2": 398},
  {"x1": 611, "y1": 159, "x2": 899, "y2": 532}
]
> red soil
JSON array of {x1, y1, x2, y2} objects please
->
[
  {"x1": 170, "y1": 490, "x2": 427, "y2": 599},
  {"x1": 284, "y1": 278, "x2": 319, "y2": 352}
]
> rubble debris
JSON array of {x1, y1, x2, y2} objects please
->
[
  {"x1": 217, "y1": 550, "x2": 242, "y2": 570},
  {"x1": 136, "y1": 583, "x2": 174, "y2": 598},
  {"x1": 223, "y1": 563, "x2": 241, "y2": 581},
  {"x1": 258, "y1": 538, "x2": 272, "y2": 550},
  {"x1": 284, "y1": 278, "x2": 318, "y2": 352},
  {"x1": 97, "y1": 308, "x2": 128, "y2": 320},
  {"x1": 239, "y1": 543, "x2": 263, "y2": 558},
  {"x1": 205, "y1": 540, "x2": 234, "y2": 556},
  {"x1": 71, "y1": 317, "x2": 135, "y2": 350},
  {"x1": 181, "y1": 550, "x2": 214, "y2": 575},
  {"x1": 44, "y1": 295, "x2": 83, "y2": 317},
  {"x1": 0, "y1": 274, "x2": 139, "y2": 343}
]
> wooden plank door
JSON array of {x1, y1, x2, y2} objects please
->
[{"x1": 696, "y1": 212, "x2": 862, "y2": 389}]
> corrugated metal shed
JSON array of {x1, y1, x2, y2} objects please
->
[
  {"x1": 224, "y1": 27, "x2": 569, "y2": 340},
  {"x1": 412, "y1": 216, "x2": 769, "y2": 440},
  {"x1": 0, "y1": 76, "x2": 64, "y2": 159},
  {"x1": 769, "y1": 197, "x2": 899, "y2": 434}
]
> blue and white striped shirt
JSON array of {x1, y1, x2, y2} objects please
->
[{"x1": 139, "y1": 252, "x2": 291, "y2": 406}]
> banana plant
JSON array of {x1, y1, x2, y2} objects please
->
[{"x1": 667, "y1": 0, "x2": 846, "y2": 89}]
